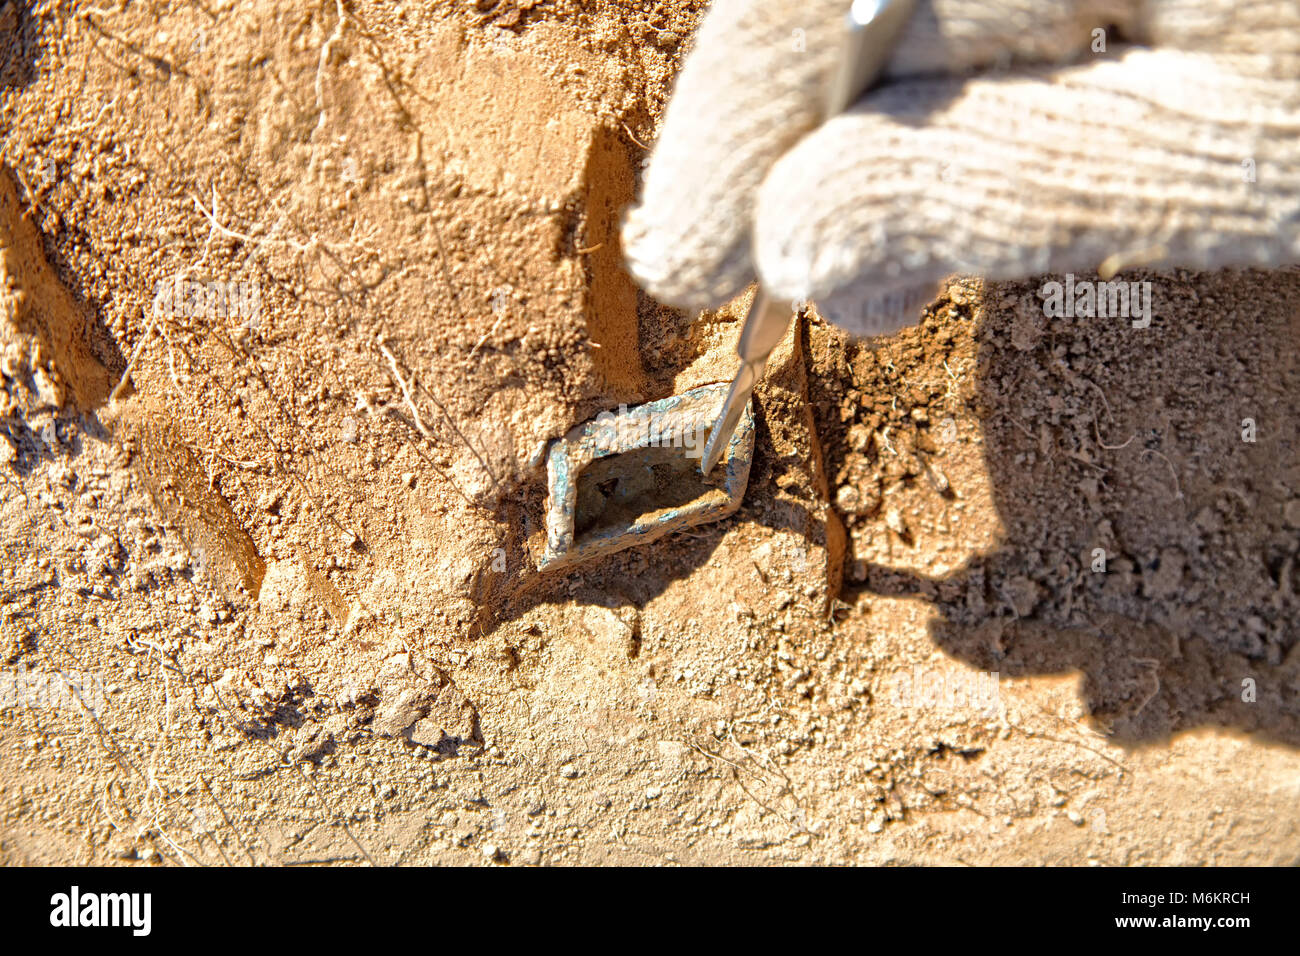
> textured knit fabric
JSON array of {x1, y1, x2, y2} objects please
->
[{"x1": 622, "y1": 0, "x2": 1300, "y2": 336}]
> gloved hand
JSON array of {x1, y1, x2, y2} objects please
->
[{"x1": 622, "y1": 0, "x2": 1300, "y2": 335}]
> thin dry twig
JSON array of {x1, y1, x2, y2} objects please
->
[
  {"x1": 380, "y1": 337, "x2": 500, "y2": 492},
  {"x1": 375, "y1": 340, "x2": 484, "y2": 510},
  {"x1": 621, "y1": 121, "x2": 650, "y2": 150},
  {"x1": 376, "y1": 338, "x2": 434, "y2": 442},
  {"x1": 468, "y1": 312, "x2": 506, "y2": 360},
  {"x1": 1140, "y1": 449, "x2": 1183, "y2": 501},
  {"x1": 110, "y1": 315, "x2": 157, "y2": 405},
  {"x1": 308, "y1": 0, "x2": 348, "y2": 180},
  {"x1": 1094, "y1": 416, "x2": 1136, "y2": 451}
]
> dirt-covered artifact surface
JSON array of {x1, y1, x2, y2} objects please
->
[{"x1": 1, "y1": 1, "x2": 1298, "y2": 865}]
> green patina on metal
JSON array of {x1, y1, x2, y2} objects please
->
[{"x1": 539, "y1": 383, "x2": 754, "y2": 572}]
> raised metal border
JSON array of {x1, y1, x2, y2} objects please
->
[{"x1": 538, "y1": 383, "x2": 754, "y2": 572}]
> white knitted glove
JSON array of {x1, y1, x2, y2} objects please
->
[{"x1": 622, "y1": 0, "x2": 1300, "y2": 335}]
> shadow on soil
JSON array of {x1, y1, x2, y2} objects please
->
[{"x1": 836, "y1": 268, "x2": 1300, "y2": 748}]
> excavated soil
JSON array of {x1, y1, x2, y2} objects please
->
[{"x1": 1, "y1": 1, "x2": 1299, "y2": 865}]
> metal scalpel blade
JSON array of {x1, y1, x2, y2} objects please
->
[
  {"x1": 699, "y1": 292, "x2": 793, "y2": 475},
  {"x1": 699, "y1": 0, "x2": 916, "y2": 476}
]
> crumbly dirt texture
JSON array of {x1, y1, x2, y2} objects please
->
[{"x1": 2, "y1": 1, "x2": 1299, "y2": 866}]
